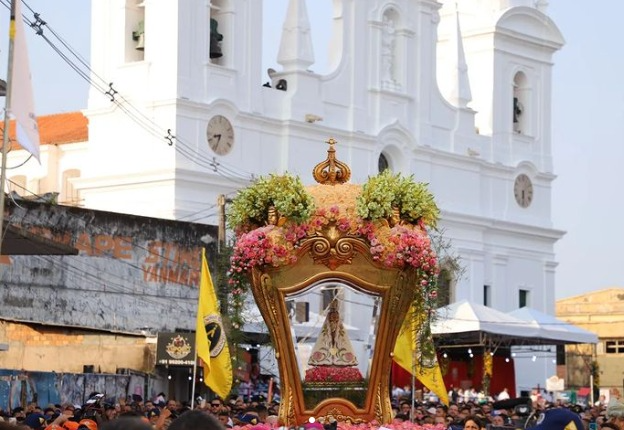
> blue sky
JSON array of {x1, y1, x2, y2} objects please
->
[{"x1": 1, "y1": 1, "x2": 622, "y2": 300}]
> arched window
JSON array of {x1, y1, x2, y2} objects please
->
[
  {"x1": 209, "y1": 0, "x2": 230, "y2": 66},
  {"x1": 436, "y1": 267, "x2": 454, "y2": 307},
  {"x1": 513, "y1": 71, "x2": 529, "y2": 134},
  {"x1": 125, "y1": 0, "x2": 145, "y2": 63},
  {"x1": 378, "y1": 152, "x2": 390, "y2": 173}
]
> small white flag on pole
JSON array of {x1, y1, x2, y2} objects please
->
[{"x1": 10, "y1": 0, "x2": 40, "y2": 161}]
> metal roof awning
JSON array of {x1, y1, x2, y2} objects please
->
[
  {"x1": 432, "y1": 300, "x2": 598, "y2": 348},
  {"x1": 508, "y1": 306, "x2": 598, "y2": 345},
  {"x1": 1, "y1": 223, "x2": 79, "y2": 256}
]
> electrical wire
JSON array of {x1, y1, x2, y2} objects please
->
[
  {"x1": 3, "y1": 2, "x2": 593, "y2": 335},
  {"x1": 1, "y1": 0, "x2": 258, "y2": 187},
  {"x1": 3, "y1": 182, "x2": 217, "y2": 307}
]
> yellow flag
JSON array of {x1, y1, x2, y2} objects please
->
[
  {"x1": 195, "y1": 248, "x2": 232, "y2": 399},
  {"x1": 393, "y1": 305, "x2": 449, "y2": 405}
]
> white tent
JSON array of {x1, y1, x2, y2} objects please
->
[
  {"x1": 431, "y1": 299, "x2": 539, "y2": 346},
  {"x1": 431, "y1": 300, "x2": 598, "y2": 347},
  {"x1": 508, "y1": 307, "x2": 598, "y2": 344}
]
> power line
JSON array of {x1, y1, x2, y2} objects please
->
[
  {"x1": 1, "y1": 0, "x2": 257, "y2": 187},
  {"x1": 3, "y1": 184, "x2": 216, "y2": 307}
]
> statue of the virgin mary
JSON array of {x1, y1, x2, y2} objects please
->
[{"x1": 307, "y1": 300, "x2": 358, "y2": 367}]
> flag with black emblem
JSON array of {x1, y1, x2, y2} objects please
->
[{"x1": 195, "y1": 248, "x2": 232, "y2": 399}]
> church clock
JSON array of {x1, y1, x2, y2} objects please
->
[
  {"x1": 514, "y1": 174, "x2": 533, "y2": 208},
  {"x1": 206, "y1": 115, "x2": 234, "y2": 156}
]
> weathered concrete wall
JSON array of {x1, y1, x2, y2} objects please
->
[
  {"x1": 1, "y1": 199, "x2": 218, "y2": 333},
  {"x1": 0, "y1": 320, "x2": 153, "y2": 374}
]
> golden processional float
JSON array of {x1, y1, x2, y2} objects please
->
[{"x1": 228, "y1": 139, "x2": 441, "y2": 425}]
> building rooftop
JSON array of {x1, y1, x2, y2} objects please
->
[{"x1": 8, "y1": 111, "x2": 88, "y2": 149}]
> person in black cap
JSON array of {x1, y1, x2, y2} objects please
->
[
  {"x1": 23, "y1": 413, "x2": 47, "y2": 430},
  {"x1": 103, "y1": 404, "x2": 117, "y2": 422},
  {"x1": 528, "y1": 408, "x2": 584, "y2": 430},
  {"x1": 146, "y1": 408, "x2": 160, "y2": 427}
]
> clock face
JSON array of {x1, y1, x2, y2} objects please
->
[
  {"x1": 206, "y1": 115, "x2": 234, "y2": 156},
  {"x1": 514, "y1": 174, "x2": 533, "y2": 208}
]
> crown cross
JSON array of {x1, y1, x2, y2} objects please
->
[{"x1": 312, "y1": 138, "x2": 351, "y2": 185}]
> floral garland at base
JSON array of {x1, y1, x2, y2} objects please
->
[
  {"x1": 229, "y1": 422, "x2": 447, "y2": 430},
  {"x1": 304, "y1": 366, "x2": 364, "y2": 383}
]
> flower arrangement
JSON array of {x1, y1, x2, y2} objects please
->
[
  {"x1": 228, "y1": 172, "x2": 445, "y2": 327},
  {"x1": 229, "y1": 178, "x2": 441, "y2": 290},
  {"x1": 228, "y1": 173, "x2": 315, "y2": 232},
  {"x1": 228, "y1": 224, "x2": 309, "y2": 288},
  {"x1": 230, "y1": 421, "x2": 446, "y2": 430},
  {"x1": 369, "y1": 225, "x2": 436, "y2": 271},
  {"x1": 304, "y1": 366, "x2": 363, "y2": 383},
  {"x1": 356, "y1": 170, "x2": 439, "y2": 228}
]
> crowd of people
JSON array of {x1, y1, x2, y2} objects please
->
[
  {"x1": 389, "y1": 385, "x2": 624, "y2": 430},
  {"x1": 0, "y1": 392, "x2": 277, "y2": 430},
  {"x1": 2, "y1": 388, "x2": 624, "y2": 430}
]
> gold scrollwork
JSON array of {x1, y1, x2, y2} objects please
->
[
  {"x1": 334, "y1": 238, "x2": 355, "y2": 260},
  {"x1": 374, "y1": 384, "x2": 384, "y2": 423},
  {"x1": 310, "y1": 235, "x2": 331, "y2": 257},
  {"x1": 307, "y1": 234, "x2": 357, "y2": 270},
  {"x1": 279, "y1": 391, "x2": 296, "y2": 425},
  {"x1": 321, "y1": 408, "x2": 366, "y2": 425},
  {"x1": 258, "y1": 273, "x2": 279, "y2": 329}
]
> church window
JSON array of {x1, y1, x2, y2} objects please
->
[
  {"x1": 483, "y1": 284, "x2": 491, "y2": 307},
  {"x1": 378, "y1": 152, "x2": 389, "y2": 173},
  {"x1": 436, "y1": 267, "x2": 453, "y2": 306},
  {"x1": 125, "y1": 0, "x2": 145, "y2": 62},
  {"x1": 513, "y1": 71, "x2": 529, "y2": 134},
  {"x1": 519, "y1": 288, "x2": 530, "y2": 307},
  {"x1": 209, "y1": 1, "x2": 230, "y2": 66}
]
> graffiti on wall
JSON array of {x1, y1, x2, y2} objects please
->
[
  {"x1": 23, "y1": 228, "x2": 203, "y2": 288},
  {"x1": 0, "y1": 370, "x2": 167, "y2": 411},
  {"x1": 0, "y1": 199, "x2": 219, "y2": 333}
]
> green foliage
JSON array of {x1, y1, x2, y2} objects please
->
[
  {"x1": 356, "y1": 170, "x2": 439, "y2": 228},
  {"x1": 214, "y1": 244, "x2": 247, "y2": 354},
  {"x1": 227, "y1": 173, "x2": 315, "y2": 230}
]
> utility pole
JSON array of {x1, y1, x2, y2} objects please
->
[
  {"x1": 217, "y1": 194, "x2": 226, "y2": 254},
  {"x1": 0, "y1": 0, "x2": 18, "y2": 255}
]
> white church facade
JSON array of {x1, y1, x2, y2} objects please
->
[{"x1": 7, "y1": 0, "x2": 564, "y2": 395}]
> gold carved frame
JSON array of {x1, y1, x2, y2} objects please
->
[{"x1": 250, "y1": 236, "x2": 416, "y2": 425}]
